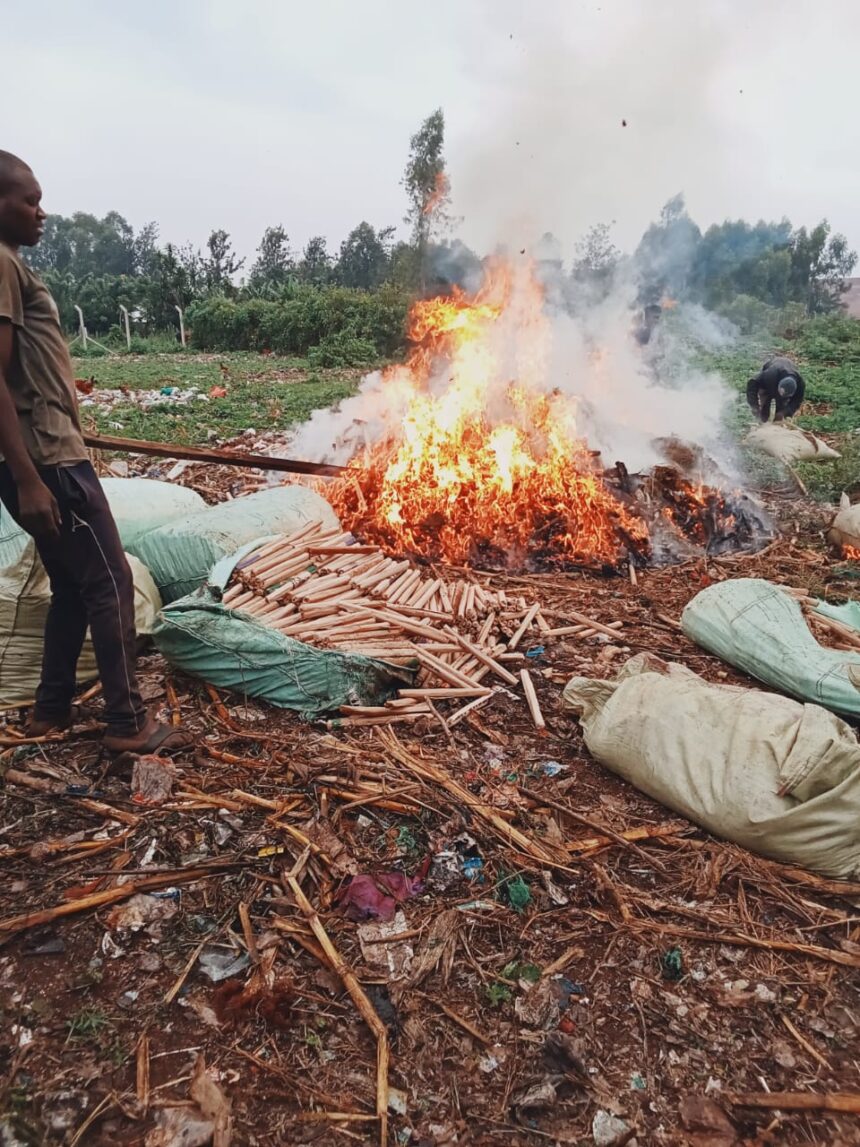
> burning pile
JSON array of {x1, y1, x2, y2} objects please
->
[{"x1": 328, "y1": 259, "x2": 768, "y2": 570}]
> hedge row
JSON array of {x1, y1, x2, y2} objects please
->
[{"x1": 187, "y1": 286, "x2": 410, "y2": 365}]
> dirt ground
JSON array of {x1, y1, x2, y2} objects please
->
[{"x1": 1, "y1": 481, "x2": 859, "y2": 1147}]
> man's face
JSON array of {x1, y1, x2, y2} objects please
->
[{"x1": 0, "y1": 165, "x2": 46, "y2": 248}]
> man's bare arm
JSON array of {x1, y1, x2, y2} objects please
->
[{"x1": 0, "y1": 320, "x2": 61, "y2": 537}]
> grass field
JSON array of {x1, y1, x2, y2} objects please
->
[
  {"x1": 704, "y1": 316, "x2": 860, "y2": 500},
  {"x1": 71, "y1": 351, "x2": 364, "y2": 446}
]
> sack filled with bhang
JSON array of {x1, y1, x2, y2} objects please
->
[
  {"x1": 745, "y1": 423, "x2": 840, "y2": 464},
  {"x1": 152, "y1": 542, "x2": 414, "y2": 719},
  {"x1": 0, "y1": 518, "x2": 161, "y2": 707},
  {"x1": 562, "y1": 653, "x2": 860, "y2": 880},
  {"x1": 827, "y1": 493, "x2": 860, "y2": 554},
  {"x1": 681, "y1": 578, "x2": 860, "y2": 717},
  {"x1": 129, "y1": 485, "x2": 340, "y2": 604}
]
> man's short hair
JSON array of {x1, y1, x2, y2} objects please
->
[{"x1": 0, "y1": 151, "x2": 30, "y2": 196}]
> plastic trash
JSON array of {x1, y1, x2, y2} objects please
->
[
  {"x1": 500, "y1": 872, "x2": 531, "y2": 912},
  {"x1": 106, "y1": 894, "x2": 179, "y2": 936},
  {"x1": 337, "y1": 869, "x2": 426, "y2": 922},
  {"x1": 681, "y1": 578, "x2": 860, "y2": 716},
  {"x1": 198, "y1": 948, "x2": 251, "y2": 983},
  {"x1": 563, "y1": 652, "x2": 860, "y2": 879},
  {"x1": 358, "y1": 910, "x2": 414, "y2": 979},
  {"x1": 592, "y1": 1110, "x2": 632, "y2": 1147},
  {"x1": 660, "y1": 946, "x2": 684, "y2": 981}
]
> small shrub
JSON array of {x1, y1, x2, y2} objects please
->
[{"x1": 308, "y1": 331, "x2": 379, "y2": 368}]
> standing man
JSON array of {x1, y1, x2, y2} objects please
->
[
  {"x1": 746, "y1": 355, "x2": 806, "y2": 423},
  {"x1": 0, "y1": 150, "x2": 189, "y2": 753}
]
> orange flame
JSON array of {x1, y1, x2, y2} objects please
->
[
  {"x1": 843, "y1": 544, "x2": 860, "y2": 561},
  {"x1": 331, "y1": 260, "x2": 648, "y2": 567}
]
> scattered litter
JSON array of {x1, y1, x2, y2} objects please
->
[
  {"x1": 541, "y1": 870, "x2": 569, "y2": 906},
  {"x1": 540, "y1": 760, "x2": 567, "y2": 777},
  {"x1": 198, "y1": 948, "x2": 251, "y2": 984},
  {"x1": 754, "y1": 983, "x2": 777, "y2": 1003},
  {"x1": 592, "y1": 1110, "x2": 633, "y2": 1147},
  {"x1": 106, "y1": 894, "x2": 179, "y2": 937},
  {"x1": 456, "y1": 900, "x2": 498, "y2": 913},
  {"x1": 660, "y1": 946, "x2": 684, "y2": 982},
  {"x1": 479, "y1": 1054, "x2": 500, "y2": 1073},
  {"x1": 357, "y1": 910, "x2": 414, "y2": 979},
  {"x1": 337, "y1": 868, "x2": 426, "y2": 922},
  {"x1": 24, "y1": 932, "x2": 65, "y2": 956},
  {"x1": 499, "y1": 871, "x2": 531, "y2": 912},
  {"x1": 131, "y1": 755, "x2": 176, "y2": 805},
  {"x1": 387, "y1": 1087, "x2": 408, "y2": 1116},
  {"x1": 511, "y1": 1078, "x2": 557, "y2": 1114}
]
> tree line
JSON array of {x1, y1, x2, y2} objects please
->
[{"x1": 23, "y1": 108, "x2": 857, "y2": 351}]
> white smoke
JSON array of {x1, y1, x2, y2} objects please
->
[
  {"x1": 291, "y1": 256, "x2": 739, "y2": 480},
  {"x1": 291, "y1": 2, "x2": 750, "y2": 482}
]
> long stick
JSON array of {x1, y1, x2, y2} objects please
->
[
  {"x1": 730, "y1": 1092, "x2": 860, "y2": 1113},
  {"x1": 286, "y1": 875, "x2": 389, "y2": 1145},
  {"x1": 84, "y1": 432, "x2": 347, "y2": 477}
]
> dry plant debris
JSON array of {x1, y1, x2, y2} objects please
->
[{"x1": 0, "y1": 482, "x2": 859, "y2": 1146}]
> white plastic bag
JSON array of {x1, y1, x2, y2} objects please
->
[
  {"x1": 563, "y1": 653, "x2": 860, "y2": 879},
  {"x1": 746, "y1": 423, "x2": 840, "y2": 464}
]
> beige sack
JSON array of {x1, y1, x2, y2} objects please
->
[
  {"x1": 746, "y1": 423, "x2": 840, "y2": 464},
  {"x1": 0, "y1": 537, "x2": 161, "y2": 707},
  {"x1": 826, "y1": 493, "x2": 860, "y2": 553},
  {"x1": 562, "y1": 653, "x2": 860, "y2": 880}
]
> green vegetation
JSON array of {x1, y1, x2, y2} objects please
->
[
  {"x1": 25, "y1": 109, "x2": 460, "y2": 355},
  {"x1": 72, "y1": 351, "x2": 362, "y2": 446},
  {"x1": 187, "y1": 286, "x2": 408, "y2": 360}
]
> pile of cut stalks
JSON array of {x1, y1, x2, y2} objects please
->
[{"x1": 221, "y1": 520, "x2": 625, "y2": 730}]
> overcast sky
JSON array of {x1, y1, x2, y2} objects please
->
[{"x1": 4, "y1": 0, "x2": 860, "y2": 267}]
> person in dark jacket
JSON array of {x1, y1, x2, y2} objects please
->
[{"x1": 746, "y1": 355, "x2": 805, "y2": 422}]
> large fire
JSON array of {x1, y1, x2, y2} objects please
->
[
  {"x1": 327, "y1": 258, "x2": 770, "y2": 570},
  {"x1": 330, "y1": 260, "x2": 650, "y2": 568}
]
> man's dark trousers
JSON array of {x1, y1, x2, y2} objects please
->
[{"x1": 0, "y1": 461, "x2": 146, "y2": 735}]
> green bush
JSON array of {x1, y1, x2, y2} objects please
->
[
  {"x1": 712, "y1": 294, "x2": 794, "y2": 337},
  {"x1": 308, "y1": 331, "x2": 379, "y2": 368},
  {"x1": 187, "y1": 285, "x2": 410, "y2": 360},
  {"x1": 796, "y1": 314, "x2": 860, "y2": 364}
]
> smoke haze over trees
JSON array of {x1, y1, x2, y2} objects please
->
[{"x1": 22, "y1": 109, "x2": 857, "y2": 353}]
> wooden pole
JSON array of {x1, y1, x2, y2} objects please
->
[{"x1": 83, "y1": 432, "x2": 347, "y2": 477}]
